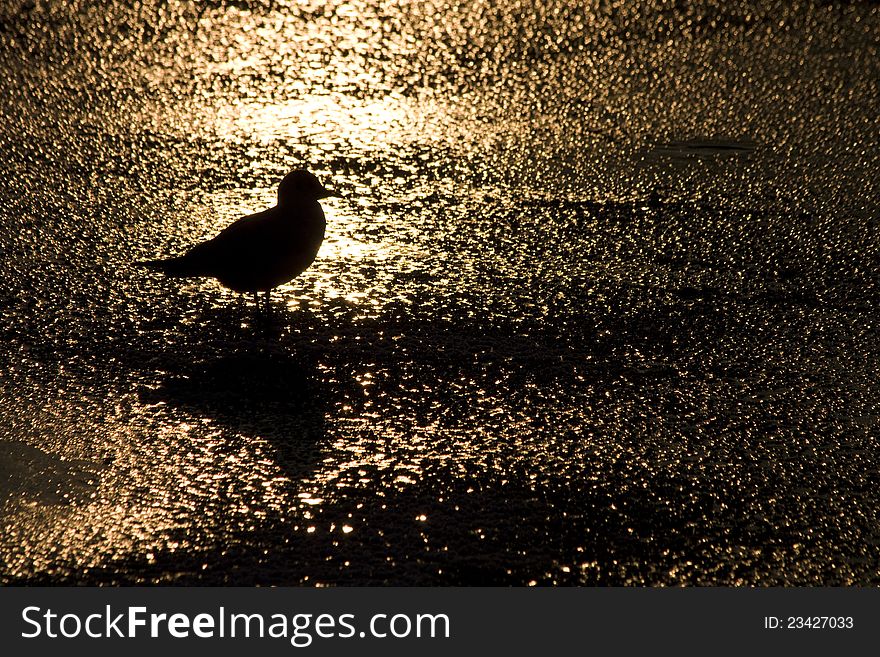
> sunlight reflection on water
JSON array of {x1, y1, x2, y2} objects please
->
[
  {"x1": 214, "y1": 94, "x2": 416, "y2": 149},
  {"x1": 2, "y1": 0, "x2": 880, "y2": 585}
]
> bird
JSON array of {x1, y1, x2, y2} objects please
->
[{"x1": 139, "y1": 169, "x2": 334, "y2": 304}]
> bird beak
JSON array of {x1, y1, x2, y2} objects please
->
[{"x1": 319, "y1": 189, "x2": 339, "y2": 199}]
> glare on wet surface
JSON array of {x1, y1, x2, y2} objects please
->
[{"x1": 1, "y1": 0, "x2": 880, "y2": 584}]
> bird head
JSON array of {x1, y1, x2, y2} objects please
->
[{"x1": 277, "y1": 169, "x2": 335, "y2": 206}]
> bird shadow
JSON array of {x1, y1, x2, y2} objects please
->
[{"x1": 133, "y1": 301, "x2": 329, "y2": 486}]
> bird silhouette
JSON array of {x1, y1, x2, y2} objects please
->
[{"x1": 139, "y1": 169, "x2": 333, "y2": 303}]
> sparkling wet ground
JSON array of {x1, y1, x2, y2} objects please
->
[{"x1": 1, "y1": 0, "x2": 879, "y2": 584}]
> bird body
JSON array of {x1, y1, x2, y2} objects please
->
[{"x1": 140, "y1": 170, "x2": 332, "y2": 295}]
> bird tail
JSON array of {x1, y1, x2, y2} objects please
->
[{"x1": 136, "y1": 257, "x2": 198, "y2": 277}]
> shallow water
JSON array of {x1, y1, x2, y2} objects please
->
[{"x1": 1, "y1": 0, "x2": 879, "y2": 584}]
